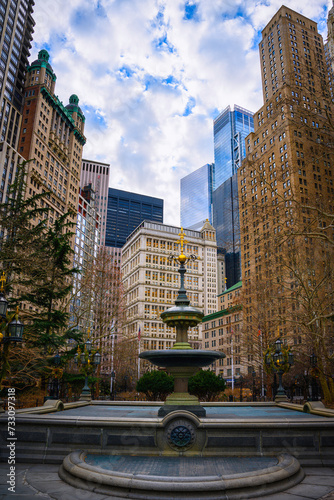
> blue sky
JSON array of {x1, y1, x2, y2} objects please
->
[{"x1": 31, "y1": 0, "x2": 331, "y2": 225}]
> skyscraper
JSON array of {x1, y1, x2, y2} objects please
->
[
  {"x1": 180, "y1": 163, "x2": 214, "y2": 230},
  {"x1": 212, "y1": 173, "x2": 240, "y2": 288},
  {"x1": 105, "y1": 188, "x2": 163, "y2": 248},
  {"x1": 18, "y1": 49, "x2": 86, "y2": 239},
  {"x1": 239, "y1": 6, "x2": 334, "y2": 371},
  {"x1": 211, "y1": 106, "x2": 254, "y2": 289},
  {"x1": 213, "y1": 105, "x2": 254, "y2": 189},
  {"x1": 0, "y1": 0, "x2": 35, "y2": 202},
  {"x1": 325, "y1": 2, "x2": 334, "y2": 100},
  {"x1": 80, "y1": 158, "x2": 110, "y2": 245}
]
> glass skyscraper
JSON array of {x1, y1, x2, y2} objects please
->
[
  {"x1": 105, "y1": 188, "x2": 164, "y2": 248},
  {"x1": 213, "y1": 174, "x2": 241, "y2": 288},
  {"x1": 213, "y1": 105, "x2": 254, "y2": 189},
  {"x1": 213, "y1": 105, "x2": 254, "y2": 289},
  {"x1": 180, "y1": 163, "x2": 214, "y2": 230}
]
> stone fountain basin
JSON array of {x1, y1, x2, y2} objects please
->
[{"x1": 139, "y1": 349, "x2": 225, "y2": 368}]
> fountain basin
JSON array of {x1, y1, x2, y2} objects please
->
[
  {"x1": 139, "y1": 349, "x2": 225, "y2": 368},
  {"x1": 160, "y1": 305, "x2": 204, "y2": 327}
]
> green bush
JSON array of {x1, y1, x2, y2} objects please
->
[
  {"x1": 136, "y1": 370, "x2": 174, "y2": 401},
  {"x1": 189, "y1": 370, "x2": 226, "y2": 401}
]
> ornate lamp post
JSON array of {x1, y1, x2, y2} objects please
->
[
  {"x1": 75, "y1": 335, "x2": 101, "y2": 401},
  {"x1": 0, "y1": 273, "x2": 24, "y2": 412},
  {"x1": 47, "y1": 352, "x2": 63, "y2": 400},
  {"x1": 265, "y1": 337, "x2": 294, "y2": 403}
]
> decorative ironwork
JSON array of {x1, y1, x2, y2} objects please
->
[
  {"x1": 170, "y1": 426, "x2": 192, "y2": 447},
  {"x1": 166, "y1": 419, "x2": 196, "y2": 451}
]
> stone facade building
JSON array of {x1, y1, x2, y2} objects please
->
[
  {"x1": 121, "y1": 220, "x2": 217, "y2": 374},
  {"x1": 18, "y1": 50, "x2": 86, "y2": 242}
]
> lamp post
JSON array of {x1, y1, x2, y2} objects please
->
[
  {"x1": 252, "y1": 370, "x2": 256, "y2": 402},
  {"x1": 47, "y1": 352, "x2": 62, "y2": 400},
  {"x1": 0, "y1": 273, "x2": 24, "y2": 412},
  {"x1": 110, "y1": 370, "x2": 116, "y2": 400},
  {"x1": 265, "y1": 338, "x2": 294, "y2": 403},
  {"x1": 75, "y1": 336, "x2": 101, "y2": 401},
  {"x1": 310, "y1": 353, "x2": 319, "y2": 402}
]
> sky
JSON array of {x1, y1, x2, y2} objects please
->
[{"x1": 31, "y1": 0, "x2": 331, "y2": 225}]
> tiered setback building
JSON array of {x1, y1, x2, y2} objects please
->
[
  {"x1": 0, "y1": 0, "x2": 35, "y2": 203},
  {"x1": 18, "y1": 50, "x2": 86, "y2": 239},
  {"x1": 239, "y1": 6, "x2": 334, "y2": 354},
  {"x1": 121, "y1": 220, "x2": 218, "y2": 361}
]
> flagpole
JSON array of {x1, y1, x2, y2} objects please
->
[
  {"x1": 260, "y1": 333, "x2": 264, "y2": 399},
  {"x1": 231, "y1": 331, "x2": 234, "y2": 392},
  {"x1": 138, "y1": 324, "x2": 141, "y2": 380}
]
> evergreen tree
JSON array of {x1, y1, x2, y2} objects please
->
[
  {"x1": 21, "y1": 214, "x2": 82, "y2": 353},
  {"x1": 0, "y1": 160, "x2": 48, "y2": 295},
  {"x1": 0, "y1": 163, "x2": 83, "y2": 390}
]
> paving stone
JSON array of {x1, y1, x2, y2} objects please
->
[
  {"x1": 304, "y1": 476, "x2": 334, "y2": 487},
  {"x1": 320, "y1": 493, "x2": 334, "y2": 500},
  {"x1": 303, "y1": 468, "x2": 334, "y2": 476},
  {"x1": 259, "y1": 494, "x2": 318, "y2": 500},
  {"x1": 286, "y1": 483, "x2": 334, "y2": 498}
]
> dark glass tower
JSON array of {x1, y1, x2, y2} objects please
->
[
  {"x1": 213, "y1": 174, "x2": 240, "y2": 288},
  {"x1": 105, "y1": 188, "x2": 164, "y2": 248}
]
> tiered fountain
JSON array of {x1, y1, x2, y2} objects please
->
[
  {"x1": 51, "y1": 230, "x2": 308, "y2": 498},
  {"x1": 140, "y1": 228, "x2": 225, "y2": 416}
]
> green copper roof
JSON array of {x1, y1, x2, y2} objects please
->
[
  {"x1": 218, "y1": 281, "x2": 242, "y2": 298},
  {"x1": 65, "y1": 94, "x2": 85, "y2": 122},
  {"x1": 40, "y1": 87, "x2": 86, "y2": 145},
  {"x1": 202, "y1": 304, "x2": 242, "y2": 323},
  {"x1": 27, "y1": 49, "x2": 56, "y2": 81}
]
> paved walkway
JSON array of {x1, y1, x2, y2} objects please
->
[{"x1": 0, "y1": 463, "x2": 333, "y2": 499}]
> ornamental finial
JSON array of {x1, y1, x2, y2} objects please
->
[
  {"x1": 177, "y1": 227, "x2": 188, "y2": 264},
  {"x1": 0, "y1": 272, "x2": 6, "y2": 293}
]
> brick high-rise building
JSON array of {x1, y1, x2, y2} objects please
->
[
  {"x1": 18, "y1": 49, "x2": 86, "y2": 236},
  {"x1": 239, "y1": 6, "x2": 334, "y2": 374},
  {"x1": 0, "y1": 0, "x2": 35, "y2": 203}
]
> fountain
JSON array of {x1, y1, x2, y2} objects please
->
[
  {"x1": 140, "y1": 227, "x2": 225, "y2": 417},
  {"x1": 6, "y1": 227, "x2": 330, "y2": 498},
  {"x1": 55, "y1": 227, "x2": 308, "y2": 497}
]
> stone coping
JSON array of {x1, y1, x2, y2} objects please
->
[
  {"x1": 15, "y1": 400, "x2": 90, "y2": 414},
  {"x1": 278, "y1": 401, "x2": 334, "y2": 418},
  {"x1": 1, "y1": 413, "x2": 332, "y2": 428},
  {"x1": 3, "y1": 399, "x2": 334, "y2": 420}
]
